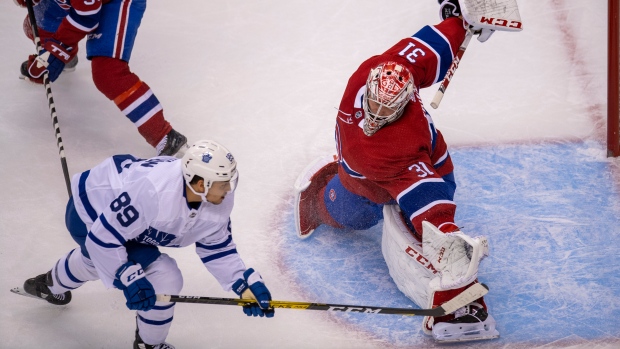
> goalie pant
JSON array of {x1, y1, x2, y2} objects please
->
[{"x1": 21, "y1": 0, "x2": 175, "y2": 150}]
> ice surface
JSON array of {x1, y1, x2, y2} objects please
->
[{"x1": 0, "y1": 0, "x2": 618, "y2": 348}]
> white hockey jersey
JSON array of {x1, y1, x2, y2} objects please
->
[{"x1": 70, "y1": 155, "x2": 246, "y2": 290}]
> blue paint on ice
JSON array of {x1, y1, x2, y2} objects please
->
[{"x1": 281, "y1": 141, "x2": 620, "y2": 346}]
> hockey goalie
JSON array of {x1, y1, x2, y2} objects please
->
[{"x1": 294, "y1": 0, "x2": 522, "y2": 342}]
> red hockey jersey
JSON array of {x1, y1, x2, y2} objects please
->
[
  {"x1": 53, "y1": 0, "x2": 110, "y2": 47},
  {"x1": 335, "y1": 17, "x2": 466, "y2": 235}
]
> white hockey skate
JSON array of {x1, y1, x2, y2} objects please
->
[{"x1": 432, "y1": 302, "x2": 499, "y2": 342}]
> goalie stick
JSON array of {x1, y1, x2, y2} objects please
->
[
  {"x1": 430, "y1": 30, "x2": 473, "y2": 109},
  {"x1": 25, "y1": 0, "x2": 72, "y2": 198},
  {"x1": 157, "y1": 282, "x2": 488, "y2": 317},
  {"x1": 430, "y1": 0, "x2": 523, "y2": 109}
]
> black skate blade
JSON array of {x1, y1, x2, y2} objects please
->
[{"x1": 10, "y1": 287, "x2": 46, "y2": 302}]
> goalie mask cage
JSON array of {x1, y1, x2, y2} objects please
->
[{"x1": 609, "y1": 0, "x2": 620, "y2": 157}]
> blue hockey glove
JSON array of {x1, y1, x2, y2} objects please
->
[
  {"x1": 27, "y1": 39, "x2": 75, "y2": 82},
  {"x1": 232, "y1": 268, "x2": 275, "y2": 318},
  {"x1": 438, "y1": 0, "x2": 461, "y2": 20},
  {"x1": 113, "y1": 261, "x2": 156, "y2": 311}
]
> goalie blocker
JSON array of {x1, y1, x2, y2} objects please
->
[{"x1": 382, "y1": 205, "x2": 499, "y2": 342}]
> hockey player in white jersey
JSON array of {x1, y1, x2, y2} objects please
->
[{"x1": 16, "y1": 140, "x2": 274, "y2": 349}]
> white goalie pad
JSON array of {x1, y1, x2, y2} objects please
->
[
  {"x1": 422, "y1": 221, "x2": 489, "y2": 290},
  {"x1": 461, "y1": 0, "x2": 523, "y2": 32},
  {"x1": 381, "y1": 205, "x2": 438, "y2": 308}
]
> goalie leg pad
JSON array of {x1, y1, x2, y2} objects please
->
[
  {"x1": 294, "y1": 155, "x2": 342, "y2": 239},
  {"x1": 381, "y1": 205, "x2": 437, "y2": 309}
]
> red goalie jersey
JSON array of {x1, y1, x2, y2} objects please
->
[{"x1": 335, "y1": 17, "x2": 466, "y2": 235}]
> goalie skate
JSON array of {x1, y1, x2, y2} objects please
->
[{"x1": 432, "y1": 302, "x2": 499, "y2": 342}]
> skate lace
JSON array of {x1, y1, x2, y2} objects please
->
[
  {"x1": 156, "y1": 136, "x2": 168, "y2": 155},
  {"x1": 52, "y1": 293, "x2": 66, "y2": 301}
]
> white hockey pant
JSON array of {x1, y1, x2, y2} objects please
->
[{"x1": 48, "y1": 248, "x2": 183, "y2": 345}]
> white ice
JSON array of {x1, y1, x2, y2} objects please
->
[{"x1": 0, "y1": 0, "x2": 618, "y2": 348}]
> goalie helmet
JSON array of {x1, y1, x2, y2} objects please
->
[
  {"x1": 362, "y1": 61, "x2": 415, "y2": 136},
  {"x1": 181, "y1": 140, "x2": 238, "y2": 197}
]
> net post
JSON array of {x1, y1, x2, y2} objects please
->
[{"x1": 608, "y1": 0, "x2": 620, "y2": 157}]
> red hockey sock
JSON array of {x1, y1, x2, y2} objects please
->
[{"x1": 92, "y1": 57, "x2": 171, "y2": 147}]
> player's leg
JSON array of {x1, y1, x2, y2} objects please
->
[
  {"x1": 22, "y1": 196, "x2": 102, "y2": 304},
  {"x1": 294, "y1": 155, "x2": 387, "y2": 238},
  {"x1": 87, "y1": 0, "x2": 187, "y2": 156},
  {"x1": 134, "y1": 254, "x2": 183, "y2": 349},
  {"x1": 323, "y1": 174, "x2": 384, "y2": 230}
]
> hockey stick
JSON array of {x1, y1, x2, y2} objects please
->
[
  {"x1": 430, "y1": 30, "x2": 474, "y2": 109},
  {"x1": 25, "y1": 0, "x2": 72, "y2": 198},
  {"x1": 157, "y1": 282, "x2": 488, "y2": 317}
]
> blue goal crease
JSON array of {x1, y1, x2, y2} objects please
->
[{"x1": 280, "y1": 141, "x2": 620, "y2": 347}]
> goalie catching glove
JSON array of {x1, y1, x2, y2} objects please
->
[
  {"x1": 27, "y1": 39, "x2": 76, "y2": 82},
  {"x1": 233, "y1": 268, "x2": 275, "y2": 318},
  {"x1": 422, "y1": 221, "x2": 489, "y2": 290}
]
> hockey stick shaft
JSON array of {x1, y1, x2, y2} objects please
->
[
  {"x1": 25, "y1": 0, "x2": 72, "y2": 198},
  {"x1": 157, "y1": 283, "x2": 488, "y2": 317},
  {"x1": 430, "y1": 30, "x2": 474, "y2": 109}
]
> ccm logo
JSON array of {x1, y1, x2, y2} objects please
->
[
  {"x1": 437, "y1": 247, "x2": 446, "y2": 263},
  {"x1": 328, "y1": 306, "x2": 381, "y2": 313},
  {"x1": 479, "y1": 16, "x2": 523, "y2": 30},
  {"x1": 405, "y1": 246, "x2": 438, "y2": 274}
]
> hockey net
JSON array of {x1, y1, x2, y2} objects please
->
[{"x1": 609, "y1": 0, "x2": 620, "y2": 157}]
